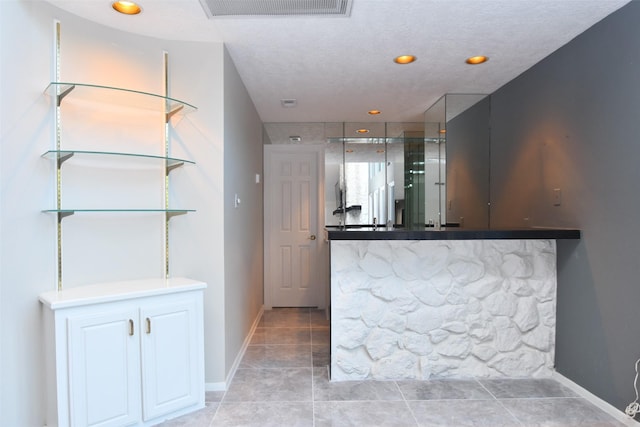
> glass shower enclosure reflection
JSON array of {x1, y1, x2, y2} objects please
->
[{"x1": 325, "y1": 122, "x2": 446, "y2": 229}]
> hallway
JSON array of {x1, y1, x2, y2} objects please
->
[{"x1": 159, "y1": 308, "x2": 626, "y2": 426}]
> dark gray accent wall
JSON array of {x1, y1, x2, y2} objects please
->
[{"x1": 490, "y1": 1, "x2": 640, "y2": 411}]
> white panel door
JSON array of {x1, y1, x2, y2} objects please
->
[
  {"x1": 140, "y1": 297, "x2": 200, "y2": 421},
  {"x1": 266, "y1": 148, "x2": 319, "y2": 307},
  {"x1": 67, "y1": 309, "x2": 141, "y2": 427}
]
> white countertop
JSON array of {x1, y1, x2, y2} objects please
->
[{"x1": 39, "y1": 277, "x2": 207, "y2": 310}]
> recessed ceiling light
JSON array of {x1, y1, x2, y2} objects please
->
[
  {"x1": 356, "y1": 128, "x2": 370, "y2": 134},
  {"x1": 394, "y1": 55, "x2": 417, "y2": 64},
  {"x1": 112, "y1": 1, "x2": 142, "y2": 15},
  {"x1": 466, "y1": 55, "x2": 488, "y2": 65},
  {"x1": 289, "y1": 136, "x2": 302, "y2": 142},
  {"x1": 376, "y1": 149, "x2": 385, "y2": 153},
  {"x1": 345, "y1": 149, "x2": 354, "y2": 153},
  {"x1": 368, "y1": 110, "x2": 381, "y2": 115}
]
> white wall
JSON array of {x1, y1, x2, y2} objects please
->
[
  {"x1": 162, "y1": 39, "x2": 227, "y2": 386},
  {"x1": 1, "y1": 4, "x2": 59, "y2": 425},
  {"x1": 0, "y1": 2, "x2": 255, "y2": 424}
]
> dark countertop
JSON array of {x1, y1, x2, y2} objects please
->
[{"x1": 325, "y1": 227, "x2": 581, "y2": 240}]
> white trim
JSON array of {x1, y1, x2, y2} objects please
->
[
  {"x1": 204, "y1": 382, "x2": 226, "y2": 392},
  {"x1": 553, "y1": 371, "x2": 640, "y2": 426},
  {"x1": 205, "y1": 306, "x2": 264, "y2": 391}
]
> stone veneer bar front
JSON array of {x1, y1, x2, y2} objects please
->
[{"x1": 327, "y1": 228, "x2": 580, "y2": 381}]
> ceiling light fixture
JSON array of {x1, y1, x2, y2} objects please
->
[
  {"x1": 356, "y1": 129, "x2": 370, "y2": 134},
  {"x1": 394, "y1": 55, "x2": 416, "y2": 64},
  {"x1": 466, "y1": 55, "x2": 488, "y2": 65},
  {"x1": 112, "y1": 1, "x2": 142, "y2": 15},
  {"x1": 368, "y1": 110, "x2": 381, "y2": 115}
]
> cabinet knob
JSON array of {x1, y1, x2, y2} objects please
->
[
  {"x1": 129, "y1": 319, "x2": 134, "y2": 336},
  {"x1": 309, "y1": 235, "x2": 317, "y2": 241},
  {"x1": 146, "y1": 317, "x2": 151, "y2": 334}
]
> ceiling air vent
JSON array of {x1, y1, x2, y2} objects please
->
[
  {"x1": 281, "y1": 99, "x2": 297, "y2": 108},
  {"x1": 199, "y1": 0, "x2": 353, "y2": 17}
]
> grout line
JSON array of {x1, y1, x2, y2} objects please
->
[
  {"x1": 475, "y1": 378, "x2": 498, "y2": 400},
  {"x1": 310, "y1": 359, "x2": 317, "y2": 427},
  {"x1": 395, "y1": 381, "x2": 421, "y2": 426},
  {"x1": 394, "y1": 380, "x2": 407, "y2": 402},
  {"x1": 219, "y1": 399, "x2": 315, "y2": 404},
  {"x1": 474, "y1": 378, "x2": 526, "y2": 426},
  {"x1": 207, "y1": 401, "x2": 218, "y2": 427},
  {"x1": 402, "y1": 398, "x2": 516, "y2": 402},
  {"x1": 493, "y1": 399, "x2": 527, "y2": 427},
  {"x1": 309, "y1": 312, "x2": 316, "y2": 427},
  {"x1": 497, "y1": 396, "x2": 596, "y2": 400}
]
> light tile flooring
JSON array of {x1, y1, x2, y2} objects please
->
[{"x1": 159, "y1": 308, "x2": 627, "y2": 427}]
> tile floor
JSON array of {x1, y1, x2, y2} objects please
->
[{"x1": 158, "y1": 308, "x2": 627, "y2": 427}]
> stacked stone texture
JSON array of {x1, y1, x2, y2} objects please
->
[{"x1": 330, "y1": 239, "x2": 557, "y2": 381}]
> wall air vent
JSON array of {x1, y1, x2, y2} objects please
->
[{"x1": 199, "y1": 0, "x2": 353, "y2": 17}]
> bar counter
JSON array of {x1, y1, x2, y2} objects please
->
[{"x1": 327, "y1": 227, "x2": 580, "y2": 381}]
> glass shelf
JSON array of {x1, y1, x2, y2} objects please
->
[
  {"x1": 43, "y1": 209, "x2": 195, "y2": 220},
  {"x1": 45, "y1": 82, "x2": 197, "y2": 120},
  {"x1": 42, "y1": 150, "x2": 195, "y2": 170},
  {"x1": 43, "y1": 209, "x2": 196, "y2": 213}
]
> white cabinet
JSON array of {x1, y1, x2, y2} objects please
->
[{"x1": 41, "y1": 278, "x2": 206, "y2": 427}]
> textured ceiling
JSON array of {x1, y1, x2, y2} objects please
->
[{"x1": 46, "y1": 0, "x2": 631, "y2": 123}]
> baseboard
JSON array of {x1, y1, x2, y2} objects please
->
[
  {"x1": 225, "y1": 305, "x2": 264, "y2": 386},
  {"x1": 552, "y1": 371, "x2": 640, "y2": 426},
  {"x1": 205, "y1": 305, "x2": 264, "y2": 392},
  {"x1": 204, "y1": 382, "x2": 226, "y2": 392}
]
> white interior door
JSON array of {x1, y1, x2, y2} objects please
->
[{"x1": 265, "y1": 146, "x2": 322, "y2": 308}]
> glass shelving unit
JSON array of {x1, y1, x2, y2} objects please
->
[{"x1": 45, "y1": 74, "x2": 197, "y2": 289}]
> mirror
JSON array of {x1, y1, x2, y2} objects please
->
[
  {"x1": 263, "y1": 94, "x2": 491, "y2": 230},
  {"x1": 436, "y1": 94, "x2": 491, "y2": 229},
  {"x1": 324, "y1": 123, "x2": 429, "y2": 228}
]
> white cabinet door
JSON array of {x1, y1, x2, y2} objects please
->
[
  {"x1": 68, "y1": 308, "x2": 141, "y2": 427},
  {"x1": 140, "y1": 296, "x2": 200, "y2": 421}
]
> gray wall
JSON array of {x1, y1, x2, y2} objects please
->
[
  {"x1": 490, "y1": 1, "x2": 640, "y2": 411},
  {"x1": 222, "y1": 46, "x2": 265, "y2": 376}
]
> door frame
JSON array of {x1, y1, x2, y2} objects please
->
[{"x1": 263, "y1": 144, "x2": 327, "y2": 310}]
